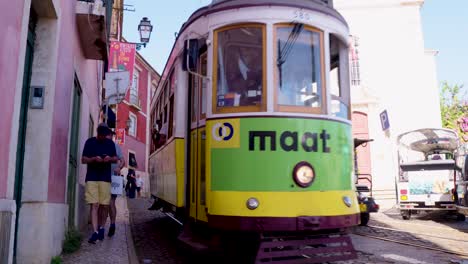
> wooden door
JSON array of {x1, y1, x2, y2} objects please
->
[{"x1": 352, "y1": 111, "x2": 372, "y2": 186}]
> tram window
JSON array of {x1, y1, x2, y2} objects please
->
[
  {"x1": 200, "y1": 53, "x2": 207, "y2": 119},
  {"x1": 214, "y1": 25, "x2": 265, "y2": 112},
  {"x1": 165, "y1": 82, "x2": 169, "y2": 102},
  {"x1": 275, "y1": 24, "x2": 323, "y2": 113},
  {"x1": 191, "y1": 75, "x2": 198, "y2": 123},
  {"x1": 168, "y1": 95, "x2": 174, "y2": 139},
  {"x1": 169, "y1": 71, "x2": 176, "y2": 94},
  {"x1": 330, "y1": 34, "x2": 349, "y2": 119}
]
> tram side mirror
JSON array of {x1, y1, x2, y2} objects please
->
[{"x1": 183, "y1": 39, "x2": 199, "y2": 72}]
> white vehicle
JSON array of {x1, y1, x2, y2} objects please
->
[
  {"x1": 455, "y1": 143, "x2": 468, "y2": 219},
  {"x1": 396, "y1": 128, "x2": 460, "y2": 220}
]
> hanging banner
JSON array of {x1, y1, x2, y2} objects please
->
[
  {"x1": 115, "y1": 128, "x2": 126, "y2": 145},
  {"x1": 109, "y1": 41, "x2": 136, "y2": 90}
]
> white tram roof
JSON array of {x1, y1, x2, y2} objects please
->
[
  {"x1": 212, "y1": 0, "x2": 333, "y2": 7},
  {"x1": 397, "y1": 128, "x2": 459, "y2": 153},
  {"x1": 180, "y1": 0, "x2": 347, "y2": 34}
]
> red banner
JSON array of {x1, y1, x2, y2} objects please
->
[
  {"x1": 109, "y1": 41, "x2": 136, "y2": 86},
  {"x1": 115, "y1": 128, "x2": 126, "y2": 145}
]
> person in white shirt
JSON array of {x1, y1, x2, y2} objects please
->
[{"x1": 136, "y1": 174, "x2": 144, "y2": 198}]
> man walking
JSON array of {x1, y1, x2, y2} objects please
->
[
  {"x1": 107, "y1": 131, "x2": 125, "y2": 237},
  {"x1": 82, "y1": 123, "x2": 118, "y2": 243}
]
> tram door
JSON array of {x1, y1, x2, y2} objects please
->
[{"x1": 189, "y1": 52, "x2": 208, "y2": 222}]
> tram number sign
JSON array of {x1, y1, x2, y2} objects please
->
[
  {"x1": 380, "y1": 110, "x2": 390, "y2": 131},
  {"x1": 293, "y1": 10, "x2": 313, "y2": 22}
]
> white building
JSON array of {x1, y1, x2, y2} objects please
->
[{"x1": 334, "y1": 0, "x2": 442, "y2": 208}]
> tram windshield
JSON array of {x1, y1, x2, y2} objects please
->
[
  {"x1": 276, "y1": 24, "x2": 323, "y2": 112},
  {"x1": 215, "y1": 25, "x2": 264, "y2": 110}
]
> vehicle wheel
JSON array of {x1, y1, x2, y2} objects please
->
[
  {"x1": 401, "y1": 210, "x2": 411, "y2": 220},
  {"x1": 456, "y1": 214, "x2": 466, "y2": 222},
  {"x1": 360, "y1": 213, "x2": 370, "y2": 226}
]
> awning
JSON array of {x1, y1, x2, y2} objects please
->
[{"x1": 397, "y1": 128, "x2": 459, "y2": 153}]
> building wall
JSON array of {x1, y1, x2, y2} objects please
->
[
  {"x1": 0, "y1": 0, "x2": 26, "y2": 199},
  {"x1": 335, "y1": 0, "x2": 442, "y2": 207},
  {"x1": 0, "y1": 0, "x2": 106, "y2": 263},
  {"x1": 115, "y1": 53, "x2": 160, "y2": 196}
]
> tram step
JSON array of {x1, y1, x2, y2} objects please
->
[{"x1": 255, "y1": 233, "x2": 357, "y2": 263}]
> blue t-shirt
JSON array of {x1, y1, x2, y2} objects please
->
[{"x1": 82, "y1": 137, "x2": 117, "y2": 182}]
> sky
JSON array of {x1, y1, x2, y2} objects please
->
[{"x1": 123, "y1": 0, "x2": 468, "y2": 93}]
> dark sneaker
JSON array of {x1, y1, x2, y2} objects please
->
[
  {"x1": 108, "y1": 224, "x2": 116, "y2": 237},
  {"x1": 98, "y1": 227, "x2": 105, "y2": 241},
  {"x1": 88, "y1": 232, "x2": 99, "y2": 244}
]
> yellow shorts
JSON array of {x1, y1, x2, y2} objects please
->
[{"x1": 85, "y1": 181, "x2": 111, "y2": 205}]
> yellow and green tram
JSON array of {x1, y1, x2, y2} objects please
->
[{"x1": 149, "y1": 0, "x2": 360, "y2": 262}]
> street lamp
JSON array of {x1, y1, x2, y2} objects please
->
[{"x1": 136, "y1": 17, "x2": 153, "y2": 50}]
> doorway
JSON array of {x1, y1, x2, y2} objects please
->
[
  {"x1": 189, "y1": 52, "x2": 208, "y2": 222},
  {"x1": 352, "y1": 111, "x2": 372, "y2": 187},
  {"x1": 67, "y1": 76, "x2": 82, "y2": 228}
]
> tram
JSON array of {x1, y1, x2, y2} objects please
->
[
  {"x1": 396, "y1": 128, "x2": 464, "y2": 220},
  {"x1": 148, "y1": 0, "x2": 360, "y2": 262}
]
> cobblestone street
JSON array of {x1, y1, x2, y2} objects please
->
[
  {"x1": 127, "y1": 199, "x2": 468, "y2": 264},
  {"x1": 62, "y1": 197, "x2": 137, "y2": 264},
  {"x1": 127, "y1": 198, "x2": 189, "y2": 264}
]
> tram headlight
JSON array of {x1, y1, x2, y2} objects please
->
[
  {"x1": 292, "y1": 162, "x2": 315, "y2": 188},
  {"x1": 246, "y1": 198, "x2": 259, "y2": 210}
]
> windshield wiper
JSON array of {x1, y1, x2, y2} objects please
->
[{"x1": 278, "y1": 23, "x2": 304, "y2": 87}]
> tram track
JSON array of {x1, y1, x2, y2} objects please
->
[
  {"x1": 365, "y1": 225, "x2": 468, "y2": 242},
  {"x1": 353, "y1": 225, "x2": 468, "y2": 258}
]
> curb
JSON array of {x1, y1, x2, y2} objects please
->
[{"x1": 124, "y1": 198, "x2": 140, "y2": 264}]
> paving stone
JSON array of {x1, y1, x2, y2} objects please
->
[{"x1": 62, "y1": 197, "x2": 132, "y2": 264}]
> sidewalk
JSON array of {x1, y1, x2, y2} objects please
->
[{"x1": 62, "y1": 197, "x2": 138, "y2": 264}]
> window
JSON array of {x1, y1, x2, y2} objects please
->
[
  {"x1": 170, "y1": 70, "x2": 176, "y2": 94},
  {"x1": 350, "y1": 35, "x2": 361, "y2": 86},
  {"x1": 275, "y1": 23, "x2": 325, "y2": 113},
  {"x1": 168, "y1": 95, "x2": 174, "y2": 139},
  {"x1": 128, "y1": 113, "x2": 137, "y2": 137},
  {"x1": 191, "y1": 74, "x2": 198, "y2": 123},
  {"x1": 330, "y1": 34, "x2": 350, "y2": 119},
  {"x1": 128, "y1": 151, "x2": 137, "y2": 168},
  {"x1": 199, "y1": 53, "x2": 207, "y2": 119},
  {"x1": 214, "y1": 24, "x2": 266, "y2": 113},
  {"x1": 130, "y1": 70, "x2": 139, "y2": 105}
]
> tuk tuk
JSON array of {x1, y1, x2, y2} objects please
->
[
  {"x1": 354, "y1": 138, "x2": 379, "y2": 226},
  {"x1": 396, "y1": 128, "x2": 462, "y2": 220}
]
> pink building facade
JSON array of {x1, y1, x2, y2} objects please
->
[
  {"x1": 0, "y1": 0, "x2": 112, "y2": 263},
  {"x1": 115, "y1": 53, "x2": 160, "y2": 196}
]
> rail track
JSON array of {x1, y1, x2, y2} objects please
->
[{"x1": 353, "y1": 225, "x2": 468, "y2": 258}]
